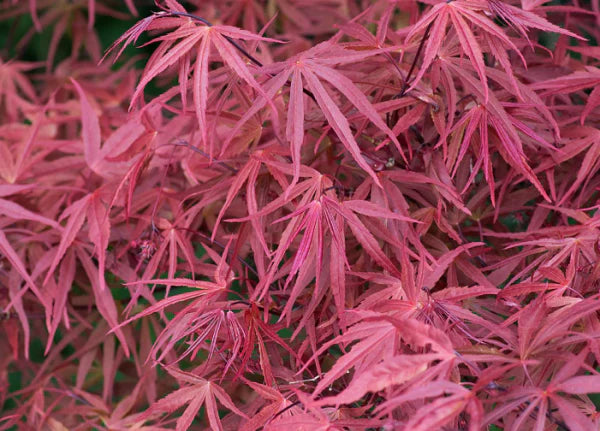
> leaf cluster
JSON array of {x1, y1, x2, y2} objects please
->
[{"x1": 1, "y1": 0, "x2": 600, "y2": 429}]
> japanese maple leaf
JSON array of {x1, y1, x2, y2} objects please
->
[
  {"x1": 405, "y1": 0, "x2": 582, "y2": 101},
  {"x1": 223, "y1": 40, "x2": 404, "y2": 187},
  {"x1": 302, "y1": 311, "x2": 456, "y2": 400},
  {"x1": 484, "y1": 348, "x2": 600, "y2": 430},
  {"x1": 516, "y1": 293, "x2": 600, "y2": 360},
  {"x1": 140, "y1": 366, "x2": 247, "y2": 430},
  {"x1": 499, "y1": 218, "x2": 600, "y2": 289},
  {"x1": 441, "y1": 59, "x2": 552, "y2": 202},
  {"x1": 112, "y1": 242, "x2": 242, "y2": 366},
  {"x1": 353, "y1": 243, "x2": 499, "y2": 346},
  {"x1": 150, "y1": 308, "x2": 245, "y2": 374},
  {"x1": 27, "y1": 177, "x2": 132, "y2": 355},
  {"x1": 406, "y1": 0, "x2": 512, "y2": 102},
  {"x1": 236, "y1": 303, "x2": 301, "y2": 384},
  {"x1": 118, "y1": 260, "x2": 231, "y2": 327},
  {"x1": 228, "y1": 167, "x2": 418, "y2": 314},
  {"x1": 98, "y1": 378, "x2": 154, "y2": 430},
  {"x1": 106, "y1": 2, "x2": 280, "y2": 153},
  {"x1": 42, "y1": 189, "x2": 110, "y2": 290}
]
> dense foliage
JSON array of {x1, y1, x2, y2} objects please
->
[{"x1": 1, "y1": 0, "x2": 600, "y2": 429}]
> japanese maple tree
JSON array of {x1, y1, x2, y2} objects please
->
[{"x1": 1, "y1": 0, "x2": 600, "y2": 429}]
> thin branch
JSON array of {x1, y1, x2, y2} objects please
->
[
  {"x1": 168, "y1": 140, "x2": 238, "y2": 173},
  {"x1": 399, "y1": 21, "x2": 434, "y2": 98}
]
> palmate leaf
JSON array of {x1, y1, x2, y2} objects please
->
[
  {"x1": 234, "y1": 303, "x2": 302, "y2": 384},
  {"x1": 484, "y1": 348, "x2": 599, "y2": 431},
  {"x1": 443, "y1": 58, "x2": 551, "y2": 203},
  {"x1": 315, "y1": 353, "x2": 440, "y2": 406},
  {"x1": 41, "y1": 190, "x2": 114, "y2": 294},
  {"x1": 115, "y1": 277, "x2": 227, "y2": 334},
  {"x1": 303, "y1": 311, "x2": 455, "y2": 399},
  {"x1": 406, "y1": 0, "x2": 583, "y2": 102},
  {"x1": 224, "y1": 41, "x2": 404, "y2": 188},
  {"x1": 106, "y1": 2, "x2": 280, "y2": 154},
  {"x1": 228, "y1": 170, "x2": 419, "y2": 320},
  {"x1": 495, "y1": 215, "x2": 600, "y2": 290},
  {"x1": 140, "y1": 366, "x2": 247, "y2": 431},
  {"x1": 406, "y1": 0, "x2": 514, "y2": 102}
]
